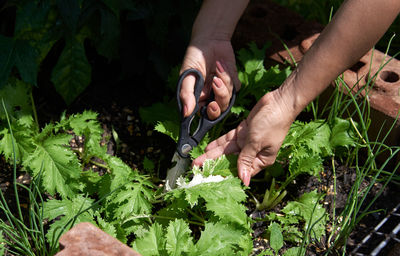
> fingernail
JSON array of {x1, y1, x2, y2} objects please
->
[
  {"x1": 216, "y1": 60, "x2": 225, "y2": 73},
  {"x1": 213, "y1": 76, "x2": 222, "y2": 88},
  {"x1": 210, "y1": 104, "x2": 218, "y2": 112},
  {"x1": 242, "y1": 170, "x2": 250, "y2": 187}
]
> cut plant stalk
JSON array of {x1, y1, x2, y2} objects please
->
[{"x1": 257, "y1": 178, "x2": 287, "y2": 210}]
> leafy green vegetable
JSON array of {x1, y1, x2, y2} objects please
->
[
  {"x1": 283, "y1": 247, "x2": 301, "y2": 256},
  {"x1": 0, "y1": 79, "x2": 34, "y2": 127},
  {"x1": 274, "y1": 118, "x2": 358, "y2": 191},
  {"x1": 0, "y1": 123, "x2": 35, "y2": 163},
  {"x1": 132, "y1": 223, "x2": 168, "y2": 256},
  {"x1": 265, "y1": 190, "x2": 328, "y2": 246},
  {"x1": 154, "y1": 121, "x2": 179, "y2": 142},
  {"x1": 237, "y1": 41, "x2": 269, "y2": 77},
  {"x1": 107, "y1": 172, "x2": 154, "y2": 220},
  {"x1": 143, "y1": 156, "x2": 155, "y2": 171},
  {"x1": 282, "y1": 190, "x2": 328, "y2": 240},
  {"x1": 165, "y1": 219, "x2": 194, "y2": 256},
  {"x1": 237, "y1": 42, "x2": 292, "y2": 102},
  {"x1": 43, "y1": 195, "x2": 96, "y2": 243},
  {"x1": 194, "y1": 222, "x2": 251, "y2": 256},
  {"x1": 24, "y1": 131, "x2": 81, "y2": 198},
  {"x1": 194, "y1": 154, "x2": 237, "y2": 177},
  {"x1": 268, "y1": 222, "x2": 284, "y2": 254},
  {"x1": 330, "y1": 117, "x2": 357, "y2": 149},
  {"x1": 131, "y1": 156, "x2": 251, "y2": 256},
  {"x1": 139, "y1": 102, "x2": 179, "y2": 125}
]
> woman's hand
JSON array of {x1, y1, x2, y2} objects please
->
[
  {"x1": 193, "y1": 89, "x2": 297, "y2": 186},
  {"x1": 179, "y1": 38, "x2": 240, "y2": 120}
]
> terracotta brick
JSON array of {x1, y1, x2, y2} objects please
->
[
  {"x1": 232, "y1": 0, "x2": 323, "y2": 65},
  {"x1": 55, "y1": 222, "x2": 141, "y2": 256}
]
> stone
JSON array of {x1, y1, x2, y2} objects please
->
[{"x1": 55, "y1": 222, "x2": 141, "y2": 256}]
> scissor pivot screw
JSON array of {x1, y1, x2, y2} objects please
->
[{"x1": 181, "y1": 144, "x2": 192, "y2": 155}]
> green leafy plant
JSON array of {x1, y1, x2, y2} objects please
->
[
  {"x1": 0, "y1": 78, "x2": 253, "y2": 254},
  {"x1": 0, "y1": 0, "x2": 127, "y2": 104},
  {"x1": 0, "y1": 99, "x2": 49, "y2": 256},
  {"x1": 264, "y1": 190, "x2": 328, "y2": 255},
  {"x1": 324, "y1": 50, "x2": 400, "y2": 253},
  {"x1": 132, "y1": 156, "x2": 252, "y2": 256},
  {"x1": 268, "y1": 222, "x2": 284, "y2": 254},
  {"x1": 257, "y1": 118, "x2": 358, "y2": 210}
]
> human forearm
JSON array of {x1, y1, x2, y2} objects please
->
[
  {"x1": 191, "y1": 0, "x2": 249, "y2": 41},
  {"x1": 279, "y1": 0, "x2": 400, "y2": 117}
]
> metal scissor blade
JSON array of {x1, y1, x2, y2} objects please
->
[{"x1": 165, "y1": 151, "x2": 190, "y2": 191}]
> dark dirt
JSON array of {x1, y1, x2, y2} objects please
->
[
  {"x1": 1, "y1": 38, "x2": 399, "y2": 256},
  {"x1": 1, "y1": 1, "x2": 400, "y2": 255},
  {"x1": 248, "y1": 164, "x2": 400, "y2": 255},
  {"x1": 1, "y1": 59, "x2": 399, "y2": 255}
]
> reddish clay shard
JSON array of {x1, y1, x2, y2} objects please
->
[{"x1": 55, "y1": 222, "x2": 141, "y2": 256}]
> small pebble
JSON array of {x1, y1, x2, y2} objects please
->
[
  {"x1": 127, "y1": 125, "x2": 134, "y2": 135},
  {"x1": 122, "y1": 107, "x2": 133, "y2": 114}
]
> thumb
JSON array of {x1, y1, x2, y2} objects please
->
[{"x1": 237, "y1": 143, "x2": 258, "y2": 186}]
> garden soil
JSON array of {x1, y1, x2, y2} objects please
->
[
  {"x1": 2, "y1": 67, "x2": 396, "y2": 254},
  {"x1": 1, "y1": 2, "x2": 399, "y2": 252}
]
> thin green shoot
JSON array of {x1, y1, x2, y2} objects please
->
[{"x1": 0, "y1": 100, "x2": 49, "y2": 255}]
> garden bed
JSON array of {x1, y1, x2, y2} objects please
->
[{"x1": 0, "y1": 1, "x2": 399, "y2": 255}]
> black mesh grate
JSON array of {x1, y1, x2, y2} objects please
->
[{"x1": 351, "y1": 203, "x2": 400, "y2": 255}]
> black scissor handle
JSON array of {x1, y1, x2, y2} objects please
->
[{"x1": 176, "y1": 68, "x2": 236, "y2": 158}]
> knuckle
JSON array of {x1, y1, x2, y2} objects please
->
[{"x1": 239, "y1": 155, "x2": 254, "y2": 167}]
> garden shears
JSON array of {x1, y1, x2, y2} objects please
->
[{"x1": 165, "y1": 68, "x2": 236, "y2": 190}]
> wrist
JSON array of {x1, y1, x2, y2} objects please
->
[
  {"x1": 273, "y1": 70, "x2": 309, "y2": 121},
  {"x1": 191, "y1": 0, "x2": 249, "y2": 42}
]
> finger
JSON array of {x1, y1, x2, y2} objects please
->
[
  {"x1": 193, "y1": 139, "x2": 241, "y2": 167},
  {"x1": 237, "y1": 143, "x2": 259, "y2": 187},
  {"x1": 212, "y1": 76, "x2": 230, "y2": 112},
  {"x1": 251, "y1": 147, "x2": 279, "y2": 176},
  {"x1": 205, "y1": 129, "x2": 237, "y2": 151},
  {"x1": 216, "y1": 61, "x2": 233, "y2": 95},
  {"x1": 179, "y1": 75, "x2": 196, "y2": 117},
  {"x1": 206, "y1": 101, "x2": 221, "y2": 120},
  {"x1": 216, "y1": 60, "x2": 241, "y2": 92}
]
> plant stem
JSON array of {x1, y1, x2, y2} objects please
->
[
  {"x1": 187, "y1": 208, "x2": 205, "y2": 223},
  {"x1": 327, "y1": 157, "x2": 337, "y2": 246},
  {"x1": 89, "y1": 159, "x2": 110, "y2": 171},
  {"x1": 30, "y1": 90, "x2": 39, "y2": 132}
]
